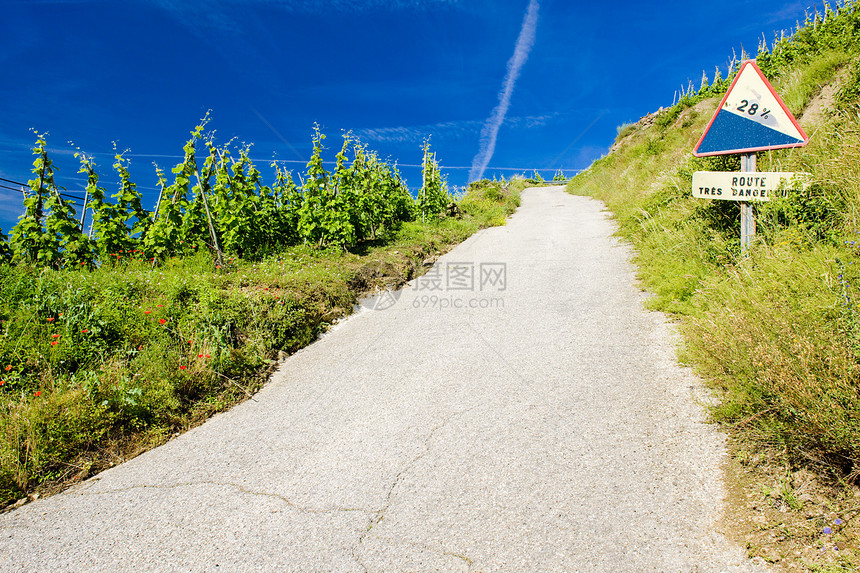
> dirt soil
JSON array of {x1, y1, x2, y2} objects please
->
[{"x1": 721, "y1": 437, "x2": 860, "y2": 571}]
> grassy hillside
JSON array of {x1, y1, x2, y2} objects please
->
[
  {"x1": 568, "y1": 3, "x2": 860, "y2": 569},
  {"x1": 0, "y1": 177, "x2": 522, "y2": 509}
]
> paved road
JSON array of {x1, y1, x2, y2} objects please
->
[{"x1": 0, "y1": 187, "x2": 762, "y2": 572}]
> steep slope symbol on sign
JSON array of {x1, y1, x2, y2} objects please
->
[{"x1": 693, "y1": 60, "x2": 809, "y2": 156}]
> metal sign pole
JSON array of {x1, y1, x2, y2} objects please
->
[{"x1": 740, "y1": 153, "x2": 756, "y2": 252}]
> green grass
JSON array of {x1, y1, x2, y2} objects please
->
[
  {"x1": 0, "y1": 180, "x2": 522, "y2": 506},
  {"x1": 567, "y1": 4, "x2": 860, "y2": 487}
]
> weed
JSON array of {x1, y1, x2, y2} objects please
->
[
  {"x1": 567, "y1": 1, "x2": 860, "y2": 485},
  {"x1": 0, "y1": 180, "x2": 520, "y2": 506}
]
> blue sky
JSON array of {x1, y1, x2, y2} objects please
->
[{"x1": 1, "y1": 0, "x2": 811, "y2": 232}]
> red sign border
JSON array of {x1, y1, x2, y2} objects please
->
[{"x1": 692, "y1": 59, "x2": 809, "y2": 157}]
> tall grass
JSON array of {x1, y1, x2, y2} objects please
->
[{"x1": 567, "y1": 2, "x2": 860, "y2": 479}]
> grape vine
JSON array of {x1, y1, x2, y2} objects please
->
[{"x1": 2, "y1": 118, "x2": 454, "y2": 267}]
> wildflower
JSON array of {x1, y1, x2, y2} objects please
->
[
  {"x1": 205, "y1": 354, "x2": 210, "y2": 358},
  {"x1": 198, "y1": 354, "x2": 204, "y2": 358},
  {"x1": 156, "y1": 304, "x2": 163, "y2": 308},
  {"x1": 46, "y1": 317, "x2": 55, "y2": 323},
  {"x1": 180, "y1": 365, "x2": 187, "y2": 370},
  {"x1": 50, "y1": 341, "x2": 58, "y2": 346},
  {"x1": 4, "y1": 365, "x2": 10, "y2": 371},
  {"x1": 35, "y1": 391, "x2": 41, "y2": 397},
  {"x1": 51, "y1": 333, "x2": 60, "y2": 339},
  {"x1": 145, "y1": 310, "x2": 152, "y2": 315},
  {"x1": 81, "y1": 329, "x2": 89, "y2": 333},
  {"x1": 0, "y1": 380, "x2": 4, "y2": 386},
  {"x1": 835, "y1": 518, "x2": 844, "y2": 525},
  {"x1": 824, "y1": 527, "x2": 833, "y2": 534},
  {"x1": 159, "y1": 318, "x2": 167, "y2": 325}
]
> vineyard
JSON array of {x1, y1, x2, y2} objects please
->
[
  {"x1": 2, "y1": 115, "x2": 453, "y2": 266},
  {"x1": 0, "y1": 120, "x2": 522, "y2": 507}
]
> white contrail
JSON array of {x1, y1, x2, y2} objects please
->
[{"x1": 469, "y1": 0, "x2": 539, "y2": 183}]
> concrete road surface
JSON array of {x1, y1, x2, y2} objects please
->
[{"x1": 0, "y1": 186, "x2": 763, "y2": 572}]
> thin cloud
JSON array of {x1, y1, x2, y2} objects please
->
[
  {"x1": 356, "y1": 113, "x2": 558, "y2": 144},
  {"x1": 149, "y1": 0, "x2": 461, "y2": 34},
  {"x1": 469, "y1": 0, "x2": 539, "y2": 183},
  {"x1": 0, "y1": 194, "x2": 25, "y2": 227}
]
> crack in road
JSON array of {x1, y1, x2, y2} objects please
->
[
  {"x1": 74, "y1": 481, "x2": 373, "y2": 515},
  {"x1": 351, "y1": 408, "x2": 474, "y2": 573}
]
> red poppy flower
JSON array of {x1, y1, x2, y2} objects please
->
[
  {"x1": 46, "y1": 317, "x2": 55, "y2": 322},
  {"x1": 205, "y1": 354, "x2": 210, "y2": 358},
  {"x1": 156, "y1": 304, "x2": 163, "y2": 308},
  {"x1": 179, "y1": 365, "x2": 187, "y2": 370},
  {"x1": 35, "y1": 391, "x2": 41, "y2": 397},
  {"x1": 198, "y1": 354, "x2": 204, "y2": 358},
  {"x1": 4, "y1": 365, "x2": 11, "y2": 371},
  {"x1": 51, "y1": 333, "x2": 60, "y2": 338},
  {"x1": 0, "y1": 380, "x2": 4, "y2": 386},
  {"x1": 159, "y1": 318, "x2": 167, "y2": 325},
  {"x1": 81, "y1": 329, "x2": 89, "y2": 333},
  {"x1": 145, "y1": 310, "x2": 152, "y2": 315},
  {"x1": 50, "y1": 341, "x2": 58, "y2": 346}
]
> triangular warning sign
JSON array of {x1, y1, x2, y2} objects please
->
[{"x1": 693, "y1": 60, "x2": 808, "y2": 157}]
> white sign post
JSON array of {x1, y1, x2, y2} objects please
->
[
  {"x1": 740, "y1": 154, "x2": 756, "y2": 252},
  {"x1": 692, "y1": 60, "x2": 810, "y2": 252},
  {"x1": 691, "y1": 170, "x2": 807, "y2": 201}
]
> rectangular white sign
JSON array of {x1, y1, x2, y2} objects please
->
[{"x1": 692, "y1": 171, "x2": 810, "y2": 202}]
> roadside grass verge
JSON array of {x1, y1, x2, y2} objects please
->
[
  {"x1": 569, "y1": 56, "x2": 860, "y2": 474},
  {"x1": 0, "y1": 179, "x2": 522, "y2": 508},
  {"x1": 568, "y1": 6, "x2": 860, "y2": 566}
]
